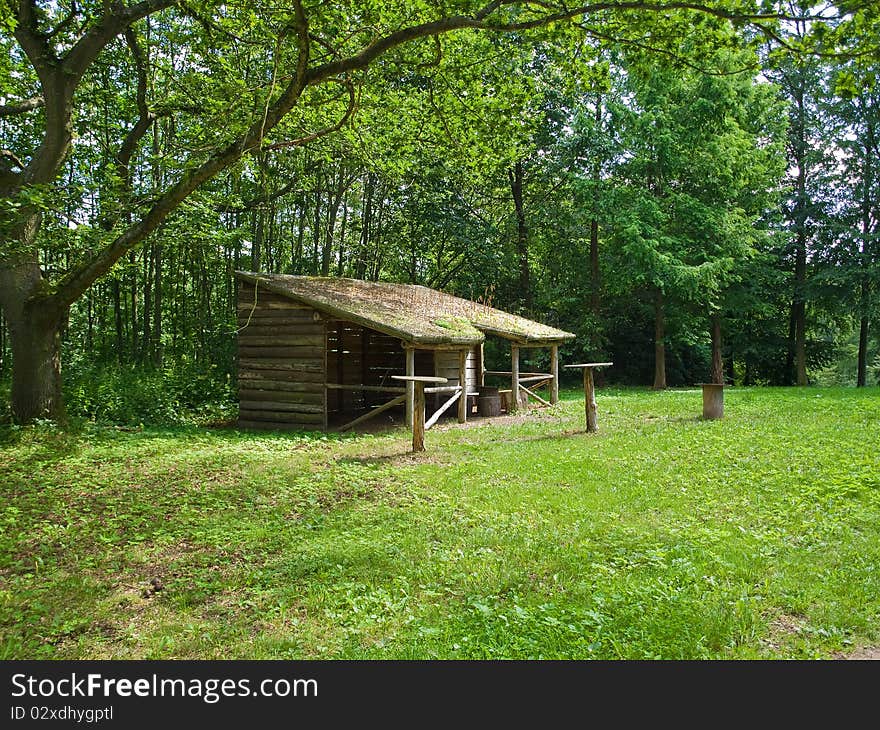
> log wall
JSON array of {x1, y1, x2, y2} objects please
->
[{"x1": 237, "y1": 282, "x2": 326, "y2": 430}]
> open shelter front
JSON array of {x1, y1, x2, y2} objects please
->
[{"x1": 235, "y1": 272, "x2": 575, "y2": 432}]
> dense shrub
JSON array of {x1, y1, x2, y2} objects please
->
[{"x1": 62, "y1": 360, "x2": 235, "y2": 426}]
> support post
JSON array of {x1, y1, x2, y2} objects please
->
[
  {"x1": 584, "y1": 367, "x2": 598, "y2": 432},
  {"x1": 405, "y1": 346, "x2": 415, "y2": 427},
  {"x1": 550, "y1": 344, "x2": 559, "y2": 405},
  {"x1": 564, "y1": 363, "x2": 612, "y2": 434},
  {"x1": 458, "y1": 348, "x2": 468, "y2": 423},
  {"x1": 510, "y1": 344, "x2": 520, "y2": 412},
  {"x1": 413, "y1": 382, "x2": 426, "y2": 452}
]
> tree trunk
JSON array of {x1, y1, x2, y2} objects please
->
[
  {"x1": 793, "y1": 233, "x2": 807, "y2": 386},
  {"x1": 856, "y1": 115, "x2": 875, "y2": 388},
  {"x1": 590, "y1": 95, "x2": 602, "y2": 314},
  {"x1": 653, "y1": 287, "x2": 666, "y2": 390},
  {"x1": 857, "y1": 313, "x2": 868, "y2": 387},
  {"x1": 508, "y1": 160, "x2": 532, "y2": 312},
  {"x1": 0, "y1": 250, "x2": 67, "y2": 423},
  {"x1": 710, "y1": 312, "x2": 724, "y2": 385},
  {"x1": 7, "y1": 306, "x2": 66, "y2": 423},
  {"x1": 791, "y1": 82, "x2": 808, "y2": 387}
]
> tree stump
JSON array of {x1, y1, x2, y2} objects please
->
[{"x1": 701, "y1": 383, "x2": 724, "y2": 420}]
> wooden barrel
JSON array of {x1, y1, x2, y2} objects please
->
[{"x1": 478, "y1": 393, "x2": 501, "y2": 417}]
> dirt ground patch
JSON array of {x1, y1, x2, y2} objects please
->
[{"x1": 840, "y1": 646, "x2": 880, "y2": 660}]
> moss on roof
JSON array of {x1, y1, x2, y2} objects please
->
[{"x1": 236, "y1": 272, "x2": 575, "y2": 346}]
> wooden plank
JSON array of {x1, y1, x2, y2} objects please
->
[
  {"x1": 239, "y1": 353, "x2": 324, "y2": 368},
  {"x1": 237, "y1": 306, "x2": 318, "y2": 318},
  {"x1": 238, "y1": 335, "x2": 324, "y2": 347},
  {"x1": 236, "y1": 324, "x2": 325, "y2": 336},
  {"x1": 238, "y1": 390, "x2": 324, "y2": 404},
  {"x1": 336, "y1": 394, "x2": 406, "y2": 433},
  {"x1": 236, "y1": 419, "x2": 321, "y2": 431},
  {"x1": 325, "y1": 383, "x2": 406, "y2": 393},
  {"x1": 239, "y1": 369, "x2": 324, "y2": 382},
  {"x1": 237, "y1": 300, "x2": 311, "y2": 310},
  {"x1": 518, "y1": 374, "x2": 553, "y2": 383},
  {"x1": 238, "y1": 345, "x2": 325, "y2": 358},
  {"x1": 237, "y1": 379, "x2": 325, "y2": 392},
  {"x1": 240, "y1": 400, "x2": 324, "y2": 414},
  {"x1": 240, "y1": 409, "x2": 324, "y2": 422}
]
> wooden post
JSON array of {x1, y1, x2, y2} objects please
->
[
  {"x1": 584, "y1": 367, "x2": 598, "y2": 432},
  {"x1": 458, "y1": 348, "x2": 467, "y2": 423},
  {"x1": 479, "y1": 343, "x2": 485, "y2": 386},
  {"x1": 510, "y1": 344, "x2": 519, "y2": 412},
  {"x1": 550, "y1": 344, "x2": 559, "y2": 405},
  {"x1": 413, "y1": 382, "x2": 426, "y2": 452},
  {"x1": 393, "y1": 375, "x2": 446, "y2": 452},
  {"x1": 405, "y1": 346, "x2": 415, "y2": 427},
  {"x1": 564, "y1": 363, "x2": 612, "y2": 433}
]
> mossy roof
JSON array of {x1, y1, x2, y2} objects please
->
[{"x1": 236, "y1": 272, "x2": 575, "y2": 346}]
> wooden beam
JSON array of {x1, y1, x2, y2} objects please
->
[
  {"x1": 551, "y1": 344, "x2": 559, "y2": 405},
  {"x1": 425, "y1": 387, "x2": 463, "y2": 430},
  {"x1": 336, "y1": 394, "x2": 406, "y2": 433},
  {"x1": 325, "y1": 383, "x2": 406, "y2": 393},
  {"x1": 458, "y1": 349, "x2": 467, "y2": 423},
  {"x1": 519, "y1": 383, "x2": 552, "y2": 408},
  {"x1": 510, "y1": 345, "x2": 519, "y2": 413},
  {"x1": 518, "y1": 374, "x2": 553, "y2": 384},
  {"x1": 405, "y1": 347, "x2": 415, "y2": 428}
]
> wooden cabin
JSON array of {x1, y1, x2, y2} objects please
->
[{"x1": 235, "y1": 272, "x2": 575, "y2": 431}]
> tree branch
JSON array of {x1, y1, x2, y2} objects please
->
[
  {"x1": 0, "y1": 95, "x2": 45, "y2": 117},
  {"x1": 263, "y1": 77, "x2": 357, "y2": 151},
  {"x1": 49, "y1": 0, "x2": 312, "y2": 308}
]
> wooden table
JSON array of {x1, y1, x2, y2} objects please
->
[
  {"x1": 564, "y1": 362, "x2": 613, "y2": 432},
  {"x1": 391, "y1": 375, "x2": 448, "y2": 452}
]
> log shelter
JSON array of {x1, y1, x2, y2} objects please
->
[{"x1": 235, "y1": 272, "x2": 575, "y2": 432}]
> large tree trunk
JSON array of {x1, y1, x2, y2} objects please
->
[
  {"x1": 0, "y1": 250, "x2": 67, "y2": 423},
  {"x1": 653, "y1": 287, "x2": 666, "y2": 390}
]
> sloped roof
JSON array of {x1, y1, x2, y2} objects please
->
[{"x1": 236, "y1": 272, "x2": 575, "y2": 346}]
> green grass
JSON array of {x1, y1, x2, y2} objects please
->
[{"x1": 1, "y1": 387, "x2": 878, "y2": 659}]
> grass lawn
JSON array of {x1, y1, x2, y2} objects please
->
[{"x1": 1, "y1": 386, "x2": 878, "y2": 659}]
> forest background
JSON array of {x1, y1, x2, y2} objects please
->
[{"x1": 1, "y1": 1, "x2": 878, "y2": 426}]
